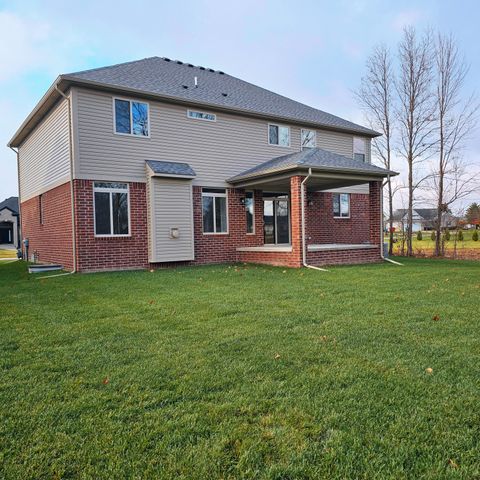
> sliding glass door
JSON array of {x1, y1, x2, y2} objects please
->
[{"x1": 263, "y1": 196, "x2": 290, "y2": 245}]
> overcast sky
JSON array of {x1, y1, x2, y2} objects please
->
[{"x1": 1, "y1": 0, "x2": 479, "y2": 208}]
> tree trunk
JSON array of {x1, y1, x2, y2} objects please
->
[
  {"x1": 407, "y1": 155, "x2": 414, "y2": 256},
  {"x1": 388, "y1": 178, "x2": 394, "y2": 256}
]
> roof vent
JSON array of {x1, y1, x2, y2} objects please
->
[
  {"x1": 182, "y1": 85, "x2": 189, "y2": 89},
  {"x1": 164, "y1": 57, "x2": 171, "y2": 62},
  {"x1": 199, "y1": 66, "x2": 206, "y2": 70},
  {"x1": 187, "y1": 63, "x2": 194, "y2": 67},
  {"x1": 221, "y1": 93, "x2": 228, "y2": 97},
  {"x1": 176, "y1": 60, "x2": 183, "y2": 65},
  {"x1": 208, "y1": 68, "x2": 215, "y2": 72},
  {"x1": 218, "y1": 71, "x2": 225, "y2": 75}
]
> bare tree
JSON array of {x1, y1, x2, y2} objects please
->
[
  {"x1": 356, "y1": 44, "x2": 396, "y2": 255},
  {"x1": 430, "y1": 33, "x2": 479, "y2": 256},
  {"x1": 396, "y1": 27, "x2": 436, "y2": 256}
]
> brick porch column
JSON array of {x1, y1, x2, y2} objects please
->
[
  {"x1": 290, "y1": 176, "x2": 305, "y2": 267},
  {"x1": 369, "y1": 180, "x2": 382, "y2": 246}
]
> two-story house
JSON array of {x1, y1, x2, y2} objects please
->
[{"x1": 8, "y1": 57, "x2": 396, "y2": 272}]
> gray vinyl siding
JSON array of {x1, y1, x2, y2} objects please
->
[
  {"x1": 18, "y1": 97, "x2": 71, "y2": 201},
  {"x1": 148, "y1": 177, "x2": 194, "y2": 262},
  {"x1": 322, "y1": 184, "x2": 369, "y2": 194},
  {"x1": 75, "y1": 88, "x2": 365, "y2": 185}
]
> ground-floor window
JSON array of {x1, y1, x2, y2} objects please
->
[
  {"x1": 333, "y1": 193, "x2": 350, "y2": 218},
  {"x1": 202, "y1": 188, "x2": 228, "y2": 234},
  {"x1": 93, "y1": 182, "x2": 130, "y2": 236},
  {"x1": 245, "y1": 191, "x2": 254, "y2": 234}
]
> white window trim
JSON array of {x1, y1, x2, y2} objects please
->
[
  {"x1": 93, "y1": 182, "x2": 131, "y2": 237},
  {"x1": 301, "y1": 128, "x2": 316, "y2": 150},
  {"x1": 268, "y1": 123, "x2": 291, "y2": 147},
  {"x1": 112, "y1": 97, "x2": 151, "y2": 138},
  {"x1": 201, "y1": 189, "x2": 229, "y2": 235},
  {"x1": 187, "y1": 109, "x2": 217, "y2": 122},
  {"x1": 245, "y1": 191, "x2": 255, "y2": 235},
  {"x1": 333, "y1": 193, "x2": 350, "y2": 219}
]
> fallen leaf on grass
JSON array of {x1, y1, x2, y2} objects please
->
[
  {"x1": 148, "y1": 300, "x2": 155, "y2": 305},
  {"x1": 432, "y1": 314, "x2": 440, "y2": 321},
  {"x1": 425, "y1": 368, "x2": 433, "y2": 374},
  {"x1": 447, "y1": 459, "x2": 458, "y2": 469},
  {"x1": 274, "y1": 353, "x2": 280, "y2": 360},
  {"x1": 102, "y1": 377, "x2": 109, "y2": 385}
]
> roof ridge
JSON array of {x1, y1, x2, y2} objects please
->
[{"x1": 67, "y1": 56, "x2": 160, "y2": 76}]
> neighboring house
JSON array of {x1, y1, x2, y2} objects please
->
[
  {"x1": 8, "y1": 57, "x2": 396, "y2": 271},
  {"x1": 392, "y1": 208, "x2": 457, "y2": 232},
  {"x1": 0, "y1": 196, "x2": 19, "y2": 247}
]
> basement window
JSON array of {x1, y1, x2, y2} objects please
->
[
  {"x1": 94, "y1": 182, "x2": 130, "y2": 236},
  {"x1": 202, "y1": 188, "x2": 228, "y2": 234},
  {"x1": 114, "y1": 98, "x2": 149, "y2": 136},
  {"x1": 187, "y1": 110, "x2": 216, "y2": 121},
  {"x1": 333, "y1": 193, "x2": 350, "y2": 218}
]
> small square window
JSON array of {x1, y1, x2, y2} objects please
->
[{"x1": 301, "y1": 129, "x2": 316, "y2": 149}]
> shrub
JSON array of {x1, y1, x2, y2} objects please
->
[
  {"x1": 457, "y1": 230, "x2": 464, "y2": 241},
  {"x1": 444, "y1": 230, "x2": 451, "y2": 241},
  {"x1": 417, "y1": 231, "x2": 423, "y2": 241},
  {"x1": 473, "y1": 230, "x2": 479, "y2": 241},
  {"x1": 431, "y1": 231, "x2": 436, "y2": 241}
]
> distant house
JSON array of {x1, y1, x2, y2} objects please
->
[
  {"x1": 0, "y1": 196, "x2": 19, "y2": 247},
  {"x1": 392, "y1": 208, "x2": 457, "y2": 232}
]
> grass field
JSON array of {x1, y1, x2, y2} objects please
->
[
  {"x1": 391, "y1": 229, "x2": 480, "y2": 255},
  {"x1": 1, "y1": 259, "x2": 479, "y2": 479}
]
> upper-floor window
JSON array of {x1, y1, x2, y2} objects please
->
[
  {"x1": 269, "y1": 124, "x2": 290, "y2": 147},
  {"x1": 245, "y1": 191, "x2": 254, "y2": 234},
  {"x1": 354, "y1": 137, "x2": 366, "y2": 162},
  {"x1": 301, "y1": 129, "x2": 316, "y2": 150},
  {"x1": 202, "y1": 188, "x2": 228, "y2": 234},
  {"x1": 187, "y1": 110, "x2": 216, "y2": 122},
  {"x1": 114, "y1": 98, "x2": 149, "y2": 136},
  {"x1": 333, "y1": 193, "x2": 350, "y2": 218},
  {"x1": 94, "y1": 182, "x2": 130, "y2": 236}
]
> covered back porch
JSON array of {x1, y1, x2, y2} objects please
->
[{"x1": 228, "y1": 148, "x2": 395, "y2": 268}]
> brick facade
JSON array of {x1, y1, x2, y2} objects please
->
[
  {"x1": 21, "y1": 178, "x2": 383, "y2": 271},
  {"x1": 20, "y1": 182, "x2": 74, "y2": 270},
  {"x1": 74, "y1": 180, "x2": 149, "y2": 272}
]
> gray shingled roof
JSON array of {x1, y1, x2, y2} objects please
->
[
  {"x1": 228, "y1": 148, "x2": 397, "y2": 183},
  {"x1": 0, "y1": 196, "x2": 19, "y2": 214},
  {"x1": 67, "y1": 57, "x2": 379, "y2": 137},
  {"x1": 146, "y1": 160, "x2": 196, "y2": 177}
]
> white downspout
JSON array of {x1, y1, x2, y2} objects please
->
[
  {"x1": 301, "y1": 168, "x2": 328, "y2": 272},
  {"x1": 55, "y1": 85, "x2": 77, "y2": 274},
  {"x1": 380, "y1": 179, "x2": 403, "y2": 266}
]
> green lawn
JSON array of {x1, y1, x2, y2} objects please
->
[
  {"x1": 1, "y1": 259, "x2": 479, "y2": 479},
  {"x1": 392, "y1": 230, "x2": 480, "y2": 254}
]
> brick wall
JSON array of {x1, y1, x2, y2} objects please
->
[
  {"x1": 306, "y1": 191, "x2": 371, "y2": 244},
  {"x1": 307, "y1": 247, "x2": 381, "y2": 266},
  {"x1": 74, "y1": 180, "x2": 149, "y2": 272},
  {"x1": 20, "y1": 182, "x2": 74, "y2": 269}
]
